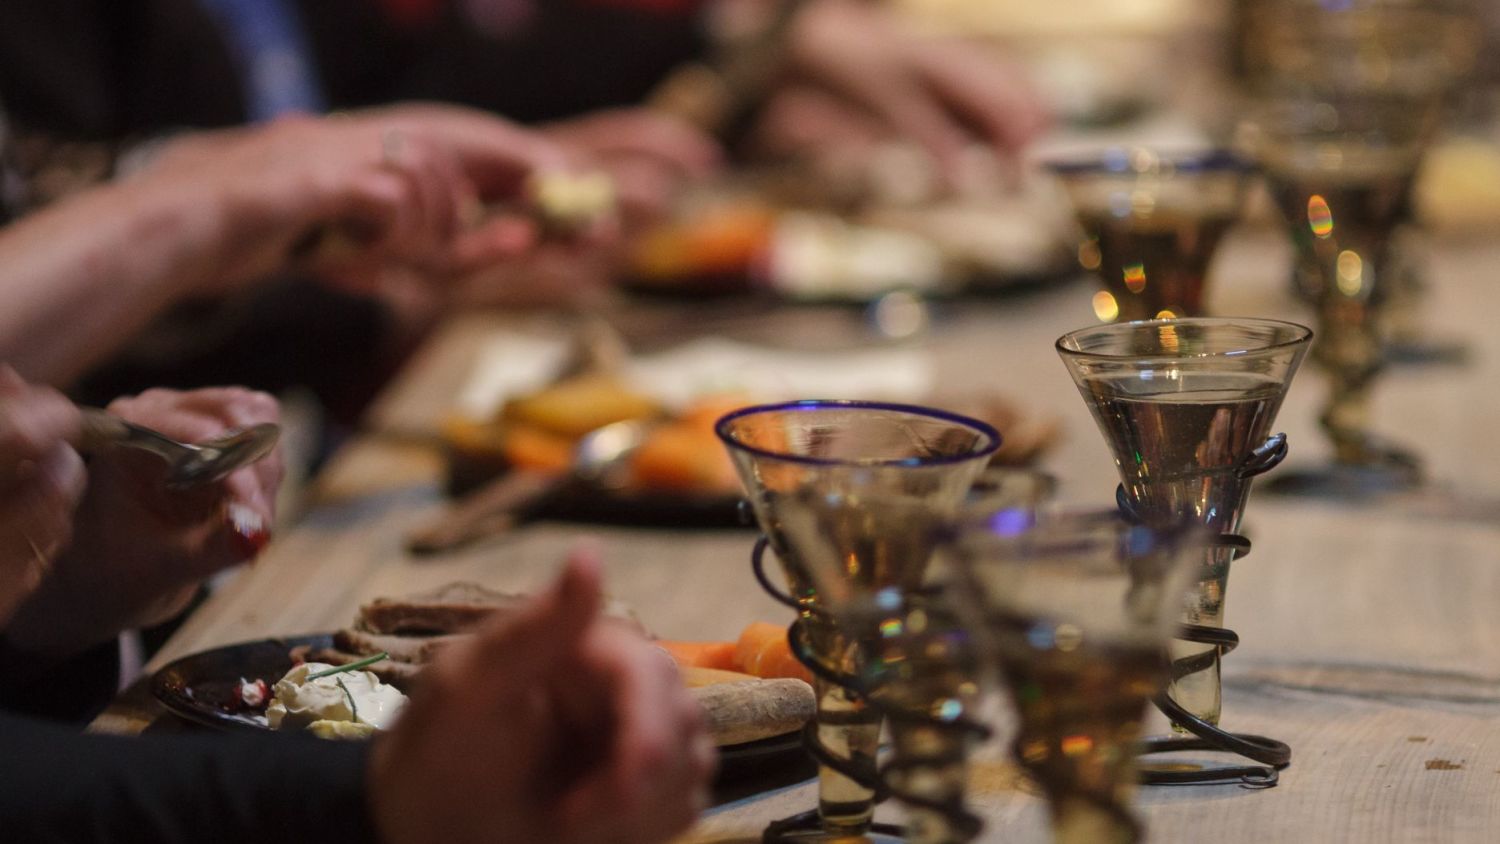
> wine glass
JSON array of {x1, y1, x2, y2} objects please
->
[
  {"x1": 1056, "y1": 318, "x2": 1310, "y2": 734},
  {"x1": 1046, "y1": 148, "x2": 1255, "y2": 324},
  {"x1": 947, "y1": 510, "x2": 1207, "y2": 843},
  {"x1": 1246, "y1": 92, "x2": 1437, "y2": 493},
  {"x1": 1237, "y1": 0, "x2": 1481, "y2": 366},
  {"x1": 853, "y1": 467, "x2": 1056, "y2": 843},
  {"x1": 716, "y1": 400, "x2": 999, "y2": 842}
]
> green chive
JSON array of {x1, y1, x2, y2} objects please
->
[
  {"x1": 336, "y1": 677, "x2": 360, "y2": 724},
  {"x1": 306, "y1": 651, "x2": 389, "y2": 680}
]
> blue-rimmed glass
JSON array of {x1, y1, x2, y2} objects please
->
[
  {"x1": 1045, "y1": 148, "x2": 1255, "y2": 324},
  {"x1": 717, "y1": 400, "x2": 999, "y2": 843}
]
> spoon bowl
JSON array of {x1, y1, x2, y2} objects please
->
[
  {"x1": 166, "y1": 423, "x2": 282, "y2": 488},
  {"x1": 79, "y1": 409, "x2": 281, "y2": 489}
]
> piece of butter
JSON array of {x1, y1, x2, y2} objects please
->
[{"x1": 307, "y1": 719, "x2": 378, "y2": 740}]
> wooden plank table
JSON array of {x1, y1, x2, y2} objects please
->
[{"x1": 95, "y1": 227, "x2": 1500, "y2": 842}]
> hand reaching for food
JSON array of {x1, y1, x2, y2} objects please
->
[{"x1": 766, "y1": 0, "x2": 1049, "y2": 188}]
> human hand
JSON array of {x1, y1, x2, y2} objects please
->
[
  {"x1": 4, "y1": 387, "x2": 283, "y2": 656},
  {"x1": 779, "y1": 0, "x2": 1049, "y2": 181},
  {"x1": 0, "y1": 367, "x2": 84, "y2": 624},
  {"x1": 543, "y1": 109, "x2": 723, "y2": 230},
  {"x1": 369, "y1": 547, "x2": 716, "y2": 844},
  {"x1": 141, "y1": 104, "x2": 575, "y2": 293}
]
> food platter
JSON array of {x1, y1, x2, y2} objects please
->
[{"x1": 150, "y1": 635, "x2": 810, "y2": 784}]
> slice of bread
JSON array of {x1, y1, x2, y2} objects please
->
[
  {"x1": 357, "y1": 582, "x2": 528, "y2": 635},
  {"x1": 333, "y1": 629, "x2": 469, "y2": 664}
]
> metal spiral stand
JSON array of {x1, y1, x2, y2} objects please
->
[
  {"x1": 1119, "y1": 434, "x2": 1294, "y2": 787},
  {"x1": 751, "y1": 539, "x2": 990, "y2": 842}
]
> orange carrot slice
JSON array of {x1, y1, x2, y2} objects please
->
[
  {"x1": 656, "y1": 640, "x2": 740, "y2": 671},
  {"x1": 735, "y1": 622, "x2": 813, "y2": 683}
]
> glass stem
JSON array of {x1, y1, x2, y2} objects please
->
[
  {"x1": 813, "y1": 675, "x2": 881, "y2": 834},
  {"x1": 1167, "y1": 552, "x2": 1229, "y2": 729},
  {"x1": 887, "y1": 720, "x2": 974, "y2": 844},
  {"x1": 1314, "y1": 293, "x2": 1383, "y2": 465}
]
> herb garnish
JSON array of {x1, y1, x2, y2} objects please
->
[
  {"x1": 335, "y1": 677, "x2": 360, "y2": 724},
  {"x1": 306, "y1": 652, "x2": 389, "y2": 680}
]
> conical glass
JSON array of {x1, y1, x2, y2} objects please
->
[
  {"x1": 1056, "y1": 318, "x2": 1311, "y2": 727},
  {"x1": 717, "y1": 400, "x2": 999, "y2": 842},
  {"x1": 847, "y1": 467, "x2": 1054, "y2": 844},
  {"x1": 1046, "y1": 148, "x2": 1255, "y2": 324},
  {"x1": 947, "y1": 510, "x2": 1208, "y2": 844},
  {"x1": 1247, "y1": 92, "x2": 1437, "y2": 492}
]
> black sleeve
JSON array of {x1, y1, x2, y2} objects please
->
[
  {"x1": 0, "y1": 713, "x2": 380, "y2": 843},
  {"x1": 0, "y1": 0, "x2": 243, "y2": 138}
]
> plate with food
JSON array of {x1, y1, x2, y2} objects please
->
[
  {"x1": 427, "y1": 325, "x2": 1058, "y2": 549},
  {"x1": 621, "y1": 157, "x2": 1076, "y2": 302},
  {"x1": 151, "y1": 583, "x2": 818, "y2": 784},
  {"x1": 432, "y1": 374, "x2": 751, "y2": 549}
]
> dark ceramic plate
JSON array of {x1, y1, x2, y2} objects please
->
[
  {"x1": 151, "y1": 633, "x2": 332, "y2": 732},
  {"x1": 151, "y1": 635, "x2": 806, "y2": 784}
]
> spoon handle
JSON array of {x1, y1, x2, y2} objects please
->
[
  {"x1": 78, "y1": 407, "x2": 130, "y2": 452},
  {"x1": 76, "y1": 407, "x2": 188, "y2": 464},
  {"x1": 406, "y1": 469, "x2": 567, "y2": 556}
]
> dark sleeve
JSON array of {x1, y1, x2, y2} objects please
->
[
  {"x1": 0, "y1": 637, "x2": 120, "y2": 724},
  {"x1": 0, "y1": 0, "x2": 243, "y2": 138},
  {"x1": 0, "y1": 713, "x2": 380, "y2": 843},
  {"x1": 298, "y1": 0, "x2": 706, "y2": 122}
]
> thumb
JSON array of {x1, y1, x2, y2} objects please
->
[{"x1": 474, "y1": 543, "x2": 604, "y2": 682}]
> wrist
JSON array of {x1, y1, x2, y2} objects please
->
[{"x1": 102, "y1": 171, "x2": 239, "y2": 299}]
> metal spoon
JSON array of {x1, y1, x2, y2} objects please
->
[
  {"x1": 406, "y1": 418, "x2": 653, "y2": 556},
  {"x1": 79, "y1": 408, "x2": 281, "y2": 489}
]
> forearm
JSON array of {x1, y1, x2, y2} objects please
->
[
  {"x1": 0, "y1": 712, "x2": 378, "y2": 843},
  {"x1": 0, "y1": 177, "x2": 230, "y2": 386}
]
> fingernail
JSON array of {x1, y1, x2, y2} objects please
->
[{"x1": 226, "y1": 503, "x2": 271, "y2": 559}]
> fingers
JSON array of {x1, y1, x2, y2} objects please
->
[
  {"x1": 0, "y1": 368, "x2": 82, "y2": 480},
  {"x1": 553, "y1": 629, "x2": 713, "y2": 843},
  {"x1": 0, "y1": 444, "x2": 86, "y2": 561},
  {"x1": 379, "y1": 104, "x2": 569, "y2": 200},
  {"x1": 550, "y1": 109, "x2": 723, "y2": 179},
  {"x1": 913, "y1": 43, "x2": 1051, "y2": 156},
  {"x1": 444, "y1": 216, "x2": 539, "y2": 275},
  {"x1": 468, "y1": 545, "x2": 605, "y2": 691},
  {"x1": 102, "y1": 387, "x2": 283, "y2": 564}
]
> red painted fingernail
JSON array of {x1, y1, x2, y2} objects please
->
[{"x1": 226, "y1": 503, "x2": 271, "y2": 559}]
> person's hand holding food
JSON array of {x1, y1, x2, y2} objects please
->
[
  {"x1": 136, "y1": 104, "x2": 589, "y2": 295},
  {"x1": 0, "y1": 366, "x2": 84, "y2": 623},
  {"x1": 4, "y1": 387, "x2": 283, "y2": 657},
  {"x1": 368, "y1": 546, "x2": 716, "y2": 844},
  {"x1": 544, "y1": 108, "x2": 723, "y2": 231},
  {"x1": 761, "y1": 0, "x2": 1050, "y2": 184}
]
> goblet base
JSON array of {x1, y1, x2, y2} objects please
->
[
  {"x1": 761, "y1": 811, "x2": 905, "y2": 843},
  {"x1": 1385, "y1": 337, "x2": 1472, "y2": 368},
  {"x1": 1261, "y1": 452, "x2": 1421, "y2": 499},
  {"x1": 1138, "y1": 702, "x2": 1288, "y2": 787}
]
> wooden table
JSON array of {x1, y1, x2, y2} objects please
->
[{"x1": 95, "y1": 225, "x2": 1500, "y2": 842}]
